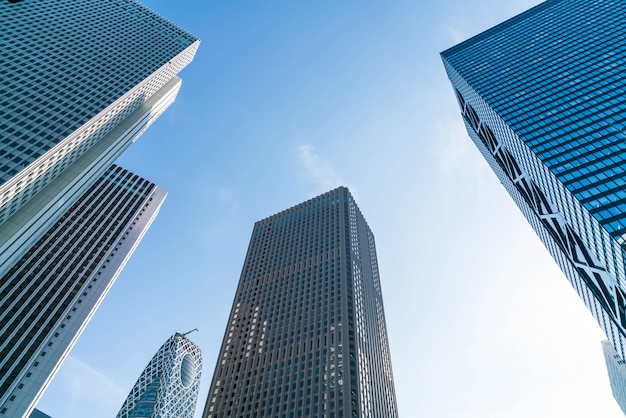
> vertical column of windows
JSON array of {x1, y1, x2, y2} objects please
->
[{"x1": 0, "y1": 165, "x2": 156, "y2": 404}]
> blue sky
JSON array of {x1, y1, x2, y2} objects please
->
[{"x1": 37, "y1": 1, "x2": 624, "y2": 417}]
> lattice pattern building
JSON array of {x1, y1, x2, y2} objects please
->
[
  {"x1": 117, "y1": 333, "x2": 202, "y2": 418},
  {"x1": 203, "y1": 187, "x2": 398, "y2": 418}
]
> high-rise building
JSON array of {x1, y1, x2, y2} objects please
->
[
  {"x1": 0, "y1": 1, "x2": 198, "y2": 415},
  {"x1": 116, "y1": 332, "x2": 202, "y2": 418},
  {"x1": 441, "y1": 0, "x2": 626, "y2": 394},
  {"x1": 0, "y1": 165, "x2": 166, "y2": 417},
  {"x1": 602, "y1": 340, "x2": 626, "y2": 414},
  {"x1": 0, "y1": 0, "x2": 199, "y2": 275},
  {"x1": 203, "y1": 187, "x2": 398, "y2": 418}
]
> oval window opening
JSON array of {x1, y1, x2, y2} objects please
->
[{"x1": 180, "y1": 354, "x2": 194, "y2": 388}]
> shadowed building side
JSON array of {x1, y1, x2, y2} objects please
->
[
  {"x1": 0, "y1": 165, "x2": 166, "y2": 417},
  {"x1": 203, "y1": 187, "x2": 398, "y2": 418}
]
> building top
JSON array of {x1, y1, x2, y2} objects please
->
[
  {"x1": 116, "y1": 332, "x2": 202, "y2": 418},
  {"x1": 255, "y1": 186, "x2": 370, "y2": 225},
  {"x1": 440, "y1": 0, "x2": 559, "y2": 57},
  {"x1": 255, "y1": 186, "x2": 348, "y2": 222},
  {"x1": 442, "y1": 0, "x2": 626, "y2": 243}
]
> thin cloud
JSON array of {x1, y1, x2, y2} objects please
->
[
  {"x1": 446, "y1": 27, "x2": 467, "y2": 45},
  {"x1": 49, "y1": 355, "x2": 126, "y2": 415},
  {"x1": 298, "y1": 144, "x2": 343, "y2": 193}
]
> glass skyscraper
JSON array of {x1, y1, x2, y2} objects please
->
[
  {"x1": 203, "y1": 187, "x2": 398, "y2": 418},
  {"x1": 116, "y1": 332, "x2": 202, "y2": 418},
  {"x1": 442, "y1": 0, "x2": 626, "y2": 397},
  {"x1": 0, "y1": 1, "x2": 198, "y2": 416}
]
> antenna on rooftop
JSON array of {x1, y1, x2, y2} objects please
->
[{"x1": 181, "y1": 328, "x2": 198, "y2": 336}]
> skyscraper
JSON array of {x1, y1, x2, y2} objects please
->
[
  {"x1": 203, "y1": 187, "x2": 398, "y2": 418},
  {"x1": 0, "y1": 0, "x2": 199, "y2": 274},
  {"x1": 116, "y1": 332, "x2": 202, "y2": 418},
  {"x1": 0, "y1": 1, "x2": 198, "y2": 416},
  {"x1": 0, "y1": 165, "x2": 166, "y2": 417},
  {"x1": 441, "y1": 0, "x2": 626, "y2": 389},
  {"x1": 602, "y1": 340, "x2": 626, "y2": 414}
]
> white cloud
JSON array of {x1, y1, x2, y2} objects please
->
[
  {"x1": 446, "y1": 27, "x2": 467, "y2": 45},
  {"x1": 298, "y1": 144, "x2": 344, "y2": 193}
]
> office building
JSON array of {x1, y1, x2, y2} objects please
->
[
  {"x1": 0, "y1": 165, "x2": 166, "y2": 417},
  {"x1": 602, "y1": 340, "x2": 626, "y2": 414},
  {"x1": 441, "y1": 0, "x2": 626, "y2": 394},
  {"x1": 0, "y1": 0, "x2": 197, "y2": 416},
  {"x1": 0, "y1": 0, "x2": 199, "y2": 417},
  {"x1": 203, "y1": 187, "x2": 398, "y2": 418},
  {"x1": 0, "y1": 0, "x2": 199, "y2": 275},
  {"x1": 116, "y1": 332, "x2": 202, "y2": 418}
]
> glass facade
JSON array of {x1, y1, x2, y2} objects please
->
[
  {"x1": 116, "y1": 333, "x2": 202, "y2": 418},
  {"x1": 441, "y1": 0, "x2": 626, "y2": 379},
  {"x1": 203, "y1": 187, "x2": 398, "y2": 418}
]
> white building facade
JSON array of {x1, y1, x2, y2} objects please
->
[{"x1": 117, "y1": 333, "x2": 202, "y2": 418}]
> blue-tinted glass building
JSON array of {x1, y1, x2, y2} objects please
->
[
  {"x1": 203, "y1": 187, "x2": 398, "y2": 418},
  {"x1": 116, "y1": 332, "x2": 202, "y2": 418},
  {"x1": 441, "y1": 0, "x2": 626, "y2": 379}
]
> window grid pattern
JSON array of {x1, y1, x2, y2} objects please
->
[
  {"x1": 0, "y1": 0, "x2": 199, "y2": 224},
  {"x1": 442, "y1": 0, "x2": 626, "y2": 240},
  {"x1": 0, "y1": 164, "x2": 166, "y2": 417},
  {"x1": 348, "y1": 197, "x2": 398, "y2": 418},
  {"x1": 441, "y1": 0, "x2": 626, "y2": 363},
  {"x1": 203, "y1": 188, "x2": 398, "y2": 418},
  {"x1": 116, "y1": 333, "x2": 202, "y2": 418}
]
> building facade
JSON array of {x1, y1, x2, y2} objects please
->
[
  {"x1": 0, "y1": 165, "x2": 166, "y2": 417},
  {"x1": 602, "y1": 340, "x2": 626, "y2": 415},
  {"x1": 441, "y1": 0, "x2": 626, "y2": 392},
  {"x1": 203, "y1": 187, "x2": 398, "y2": 418},
  {"x1": 117, "y1": 332, "x2": 202, "y2": 418},
  {"x1": 0, "y1": 0, "x2": 199, "y2": 276},
  {"x1": 0, "y1": 1, "x2": 198, "y2": 416}
]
